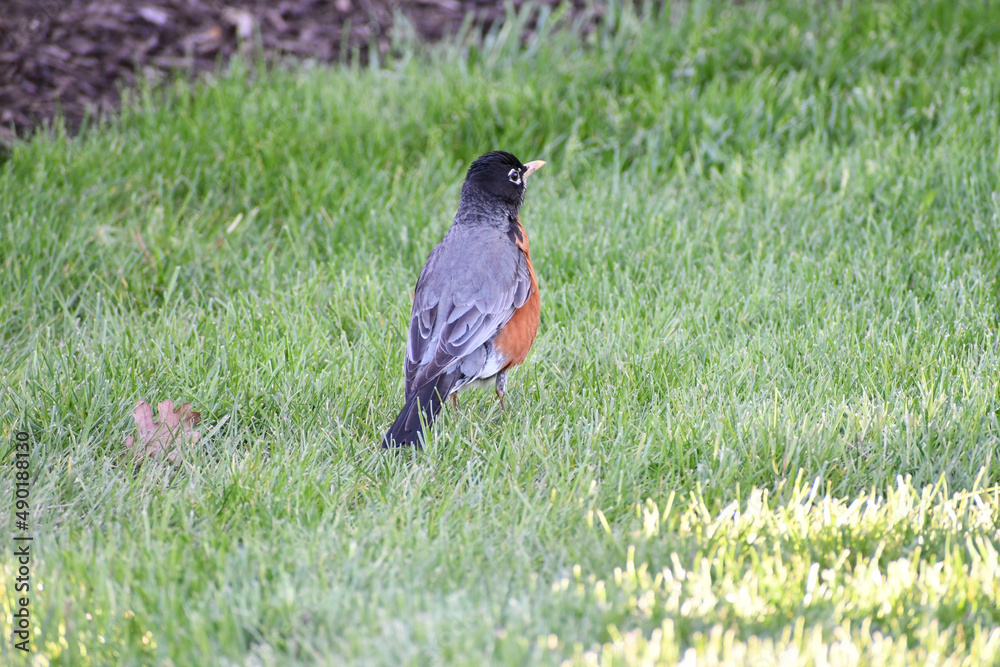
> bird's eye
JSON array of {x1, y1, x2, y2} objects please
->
[{"x1": 508, "y1": 168, "x2": 522, "y2": 185}]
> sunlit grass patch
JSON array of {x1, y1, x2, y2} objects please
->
[{"x1": 555, "y1": 478, "x2": 1000, "y2": 664}]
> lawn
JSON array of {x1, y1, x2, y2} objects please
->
[{"x1": 2, "y1": 0, "x2": 1000, "y2": 664}]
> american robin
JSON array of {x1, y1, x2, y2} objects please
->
[{"x1": 382, "y1": 151, "x2": 546, "y2": 449}]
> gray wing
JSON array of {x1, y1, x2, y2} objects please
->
[{"x1": 404, "y1": 231, "x2": 532, "y2": 394}]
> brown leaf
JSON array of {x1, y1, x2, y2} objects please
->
[{"x1": 124, "y1": 399, "x2": 201, "y2": 463}]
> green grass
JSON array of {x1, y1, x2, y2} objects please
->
[{"x1": 2, "y1": 0, "x2": 1000, "y2": 663}]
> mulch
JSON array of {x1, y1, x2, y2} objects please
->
[{"x1": 0, "y1": 0, "x2": 603, "y2": 144}]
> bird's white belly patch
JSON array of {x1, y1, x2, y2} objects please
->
[{"x1": 451, "y1": 349, "x2": 506, "y2": 395}]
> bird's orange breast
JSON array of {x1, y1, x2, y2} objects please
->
[{"x1": 495, "y1": 223, "x2": 540, "y2": 369}]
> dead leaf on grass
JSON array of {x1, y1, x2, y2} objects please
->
[{"x1": 124, "y1": 399, "x2": 201, "y2": 463}]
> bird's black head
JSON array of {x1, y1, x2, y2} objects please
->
[{"x1": 460, "y1": 151, "x2": 546, "y2": 212}]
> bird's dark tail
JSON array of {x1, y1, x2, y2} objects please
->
[{"x1": 382, "y1": 374, "x2": 458, "y2": 449}]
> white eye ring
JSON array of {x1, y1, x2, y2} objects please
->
[{"x1": 508, "y1": 168, "x2": 522, "y2": 185}]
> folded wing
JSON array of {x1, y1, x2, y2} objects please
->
[{"x1": 405, "y1": 242, "x2": 532, "y2": 394}]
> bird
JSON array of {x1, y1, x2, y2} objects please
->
[{"x1": 382, "y1": 150, "x2": 546, "y2": 449}]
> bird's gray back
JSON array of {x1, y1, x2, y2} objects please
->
[{"x1": 404, "y1": 225, "x2": 531, "y2": 393}]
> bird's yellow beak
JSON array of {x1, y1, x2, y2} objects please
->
[{"x1": 522, "y1": 160, "x2": 546, "y2": 181}]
